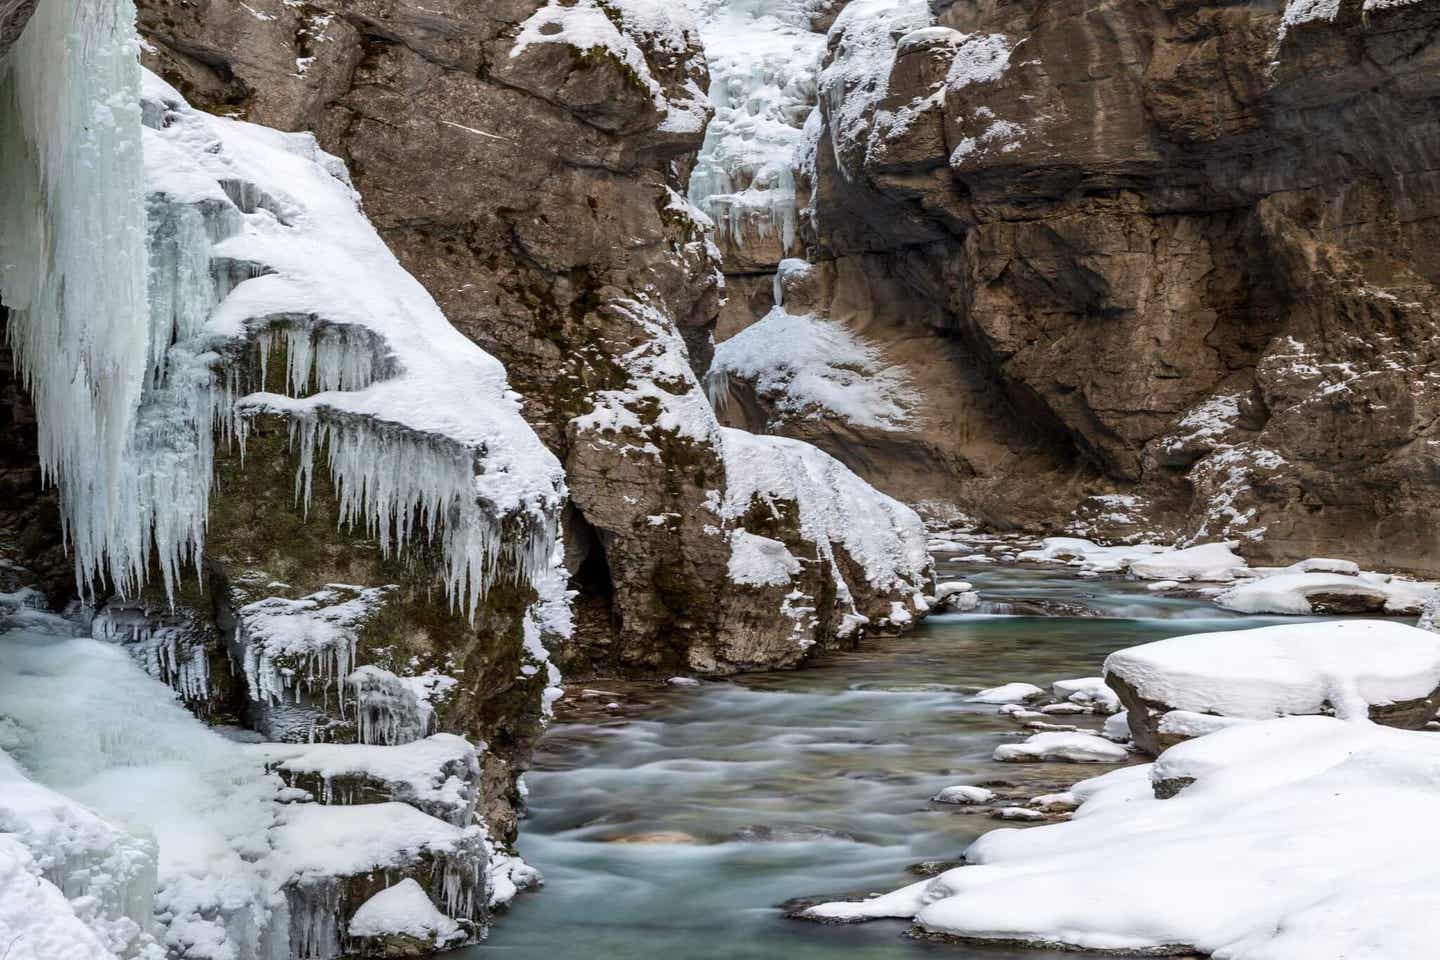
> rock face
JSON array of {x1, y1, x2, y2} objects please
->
[
  {"x1": 703, "y1": 0, "x2": 1440, "y2": 570},
  {"x1": 135, "y1": 0, "x2": 931, "y2": 677}
]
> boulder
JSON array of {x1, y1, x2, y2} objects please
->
[{"x1": 1105, "y1": 621, "x2": 1440, "y2": 754}]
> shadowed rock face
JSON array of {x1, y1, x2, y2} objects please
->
[
  {"x1": 714, "y1": 0, "x2": 1440, "y2": 569},
  {"x1": 0, "y1": 0, "x2": 35, "y2": 58}
]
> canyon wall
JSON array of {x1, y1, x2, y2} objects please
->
[{"x1": 706, "y1": 0, "x2": 1440, "y2": 572}]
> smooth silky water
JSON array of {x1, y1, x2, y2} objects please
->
[{"x1": 475, "y1": 562, "x2": 1302, "y2": 958}]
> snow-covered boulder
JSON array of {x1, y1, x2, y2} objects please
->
[
  {"x1": 993, "y1": 732, "x2": 1130, "y2": 764},
  {"x1": 931, "y1": 785, "x2": 995, "y2": 805},
  {"x1": 347, "y1": 878, "x2": 466, "y2": 956},
  {"x1": 1128, "y1": 542, "x2": 1247, "y2": 582},
  {"x1": 803, "y1": 716, "x2": 1440, "y2": 957},
  {"x1": 1051, "y1": 677, "x2": 1121, "y2": 714},
  {"x1": 1104, "y1": 620, "x2": 1440, "y2": 753},
  {"x1": 1214, "y1": 571, "x2": 1390, "y2": 615},
  {"x1": 970, "y1": 682, "x2": 1045, "y2": 704}
]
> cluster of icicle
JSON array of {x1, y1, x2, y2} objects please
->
[
  {"x1": 0, "y1": 0, "x2": 151, "y2": 596},
  {"x1": 0, "y1": 0, "x2": 556, "y2": 622}
]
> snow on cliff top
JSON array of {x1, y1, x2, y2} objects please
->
[
  {"x1": 1104, "y1": 620, "x2": 1440, "y2": 721},
  {"x1": 141, "y1": 71, "x2": 565, "y2": 619},
  {"x1": 806, "y1": 715, "x2": 1440, "y2": 957}
]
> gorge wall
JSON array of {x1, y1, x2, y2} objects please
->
[
  {"x1": 135, "y1": 0, "x2": 932, "y2": 678},
  {"x1": 703, "y1": 0, "x2": 1440, "y2": 574}
]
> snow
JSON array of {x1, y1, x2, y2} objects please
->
[
  {"x1": 805, "y1": 715, "x2": 1440, "y2": 957},
  {"x1": 1129, "y1": 541, "x2": 1248, "y2": 582},
  {"x1": 0, "y1": 837, "x2": 129, "y2": 960},
  {"x1": 1104, "y1": 620, "x2": 1440, "y2": 721},
  {"x1": 685, "y1": 0, "x2": 827, "y2": 252},
  {"x1": 718, "y1": 427, "x2": 932, "y2": 599},
  {"x1": 1051, "y1": 677, "x2": 1120, "y2": 714},
  {"x1": 1215, "y1": 563, "x2": 1436, "y2": 616},
  {"x1": 237, "y1": 584, "x2": 391, "y2": 714},
  {"x1": 1016, "y1": 537, "x2": 1163, "y2": 575},
  {"x1": 261, "y1": 733, "x2": 480, "y2": 825},
  {"x1": 970, "y1": 682, "x2": 1044, "y2": 704},
  {"x1": 817, "y1": 0, "x2": 932, "y2": 173},
  {"x1": 138, "y1": 71, "x2": 566, "y2": 620},
  {"x1": 348, "y1": 878, "x2": 460, "y2": 945},
  {"x1": 727, "y1": 529, "x2": 803, "y2": 587},
  {"x1": 0, "y1": 616, "x2": 283, "y2": 960},
  {"x1": 993, "y1": 731, "x2": 1130, "y2": 763},
  {"x1": 0, "y1": 0, "x2": 150, "y2": 598},
  {"x1": 931, "y1": 785, "x2": 994, "y2": 805},
  {"x1": 707, "y1": 304, "x2": 919, "y2": 428},
  {"x1": 1215, "y1": 571, "x2": 1389, "y2": 615}
]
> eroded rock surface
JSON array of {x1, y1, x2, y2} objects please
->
[
  {"x1": 704, "y1": 0, "x2": 1440, "y2": 570},
  {"x1": 136, "y1": 0, "x2": 931, "y2": 678}
]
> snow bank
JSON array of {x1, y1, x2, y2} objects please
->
[
  {"x1": 1215, "y1": 571, "x2": 1388, "y2": 614},
  {"x1": 1105, "y1": 620, "x2": 1440, "y2": 722},
  {"x1": 0, "y1": 837, "x2": 125, "y2": 960},
  {"x1": 708, "y1": 305, "x2": 919, "y2": 428},
  {"x1": 931, "y1": 785, "x2": 994, "y2": 804},
  {"x1": 262, "y1": 733, "x2": 480, "y2": 825},
  {"x1": 806, "y1": 715, "x2": 1440, "y2": 958}
]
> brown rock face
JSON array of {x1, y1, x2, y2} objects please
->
[
  {"x1": 715, "y1": 0, "x2": 1440, "y2": 567},
  {"x1": 135, "y1": 0, "x2": 927, "y2": 679}
]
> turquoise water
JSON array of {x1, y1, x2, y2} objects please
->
[{"x1": 473, "y1": 563, "x2": 1295, "y2": 958}]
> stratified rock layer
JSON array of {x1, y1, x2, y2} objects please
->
[{"x1": 712, "y1": 0, "x2": 1440, "y2": 570}]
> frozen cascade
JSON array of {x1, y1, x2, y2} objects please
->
[
  {"x1": 6, "y1": 4, "x2": 565, "y2": 615},
  {"x1": 136, "y1": 71, "x2": 566, "y2": 622},
  {"x1": 684, "y1": 0, "x2": 827, "y2": 254},
  {"x1": 0, "y1": 0, "x2": 151, "y2": 596}
]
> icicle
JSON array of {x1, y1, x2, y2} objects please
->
[{"x1": 0, "y1": 0, "x2": 151, "y2": 597}]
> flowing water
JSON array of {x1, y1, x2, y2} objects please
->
[{"x1": 474, "y1": 561, "x2": 1302, "y2": 958}]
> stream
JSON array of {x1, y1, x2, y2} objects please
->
[{"x1": 475, "y1": 558, "x2": 1304, "y2": 958}]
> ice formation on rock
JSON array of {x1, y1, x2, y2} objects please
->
[
  {"x1": 0, "y1": 0, "x2": 150, "y2": 596},
  {"x1": 685, "y1": 0, "x2": 827, "y2": 253},
  {"x1": 5, "y1": 4, "x2": 565, "y2": 615}
]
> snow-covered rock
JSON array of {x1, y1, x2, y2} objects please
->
[
  {"x1": 993, "y1": 732, "x2": 1130, "y2": 764},
  {"x1": 804, "y1": 716, "x2": 1440, "y2": 958},
  {"x1": 970, "y1": 682, "x2": 1045, "y2": 704},
  {"x1": 1215, "y1": 571, "x2": 1390, "y2": 615},
  {"x1": 931, "y1": 785, "x2": 995, "y2": 805},
  {"x1": 1129, "y1": 542, "x2": 1248, "y2": 582},
  {"x1": 348, "y1": 878, "x2": 464, "y2": 953},
  {"x1": 1051, "y1": 677, "x2": 1121, "y2": 714},
  {"x1": 1105, "y1": 620, "x2": 1440, "y2": 753}
]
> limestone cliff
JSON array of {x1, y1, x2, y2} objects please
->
[
  {"x1": 136, "y1": 0, "x2": 933, "y2": 676},
  {"x1": 704, "y1": 0, "x2": 1440, "y2": 573}
]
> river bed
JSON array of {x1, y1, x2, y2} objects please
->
[{"x1": 474, "y1": 561, "x2": 1302, "y2": 958}]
